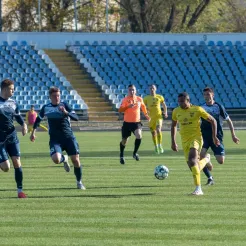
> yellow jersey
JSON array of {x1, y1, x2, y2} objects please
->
[
  {"x1": 172, "y1": 105, "x2": 210, "y2": 143},
  {"x1": 143, "y1": 94, "x2": 164, "y2": 119}
]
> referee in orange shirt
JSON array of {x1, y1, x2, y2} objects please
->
[{"x1": 118, "y1": 84, "x2": 150, "y2": 164}]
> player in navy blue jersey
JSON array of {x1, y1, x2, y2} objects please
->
[
  {"x1": 30, "y1": 86, "x2": 85, "y2": 190},
  {"x1": 200, "y1": 87, "x2": 240, "y2": 185},
  {"x1": 0, "y1": 79, "x2": 27, "y2": 198}
]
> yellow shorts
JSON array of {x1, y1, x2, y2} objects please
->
[
  {"x1": 149, "y1": 117, "x2": 163, "y2": 131},
  {"x1": 182, "y1": 137, "x2": 203, "y2": 162}
]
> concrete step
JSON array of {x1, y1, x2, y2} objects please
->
[
  {"x1": 86, "y1": 102, "x2": 111, "y2": 107},
  {"x1": 85, "y1": 97, "x2": 107, "y2": 102},
  {"x1": 75, "y1": 88, "x2": 99, "y2": 93},
  {"x1": 45, "y1": 49, "x2": 117, "y2": 122},
  {"x1": 88, "y1": 107, "x2": 113, "y2": 112},
  {"x1": 88, "y1": 116, "x2": 119, "y2": 121},
  {"x1": 79, "y1": 92, "x2": 102, "y2": 97},
  {"x1": 72, "y1": 81, "x2": 93, "y2": 86}
]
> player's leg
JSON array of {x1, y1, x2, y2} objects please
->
[
  {"x1": 187, "y1": 147, "x2": 203, "y2": 195},
  {"x1": 187, "y1": 139, "x2": 209, "y2": 195},
  {"x1": 65, "y1": 138, "x2": 85, "y2": 189},
  {"x1": 200, "y1": 148, "x2": 214, "y2": 185},
  {"x1": 149, "y1": 119, "x2": 158, "y2": 153},
  {"x1": 7, "y1": 142, "x2": 26, "y2": 198},
  {"x1": 70, "y1": 154, "x2": 86, "y2": 190},
  {"x1": 50, "y1": 141, "x2": 70, "y2": 172},
  {"x1": 39, "y1": 124, "x2": 48, "y2": 131},
  {"x1": 27, "y1": 124, "x2": 33, "y2": 133},
  {"x1": 156, "y1": 119, "x2": 164, "y2": 153},
  {"x1": 119, "y1": 122, "x2": 131, "y2": 164},
  {"x1": 0, "y1": 145, "x2": 11, "y2": 172},
  {"x1": 212, "y1": 141, "x2": 225, "y2": 164},
  {"x1": 133, "y1": 123, "x2": 142, "y2": 161}
]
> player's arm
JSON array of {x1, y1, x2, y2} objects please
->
[
  {"x1": 171, "y1": 120, "x2": 178, "y2": 151},
  {"x1": 25, "y1": 111, "x2": 28, "y2": 124},
  {"x1": 161, "y1": 102, "x2": 168, "y2": 118},
  {"x1": 30, "y1": 106, "x2": 45, "y2": 141},
  {"x1": 203, "y1": 114, "x2": 220, "y2": 147},
  {"x1": 140, "y1": 99, "x2": 150, "y2": 121},
  {"x1": 226, "y1": 117, "x2": 240, "y2": 144},
  {"x1": 171, "y1": 109, "x2": 178, "y2": 151},
  {"x1": 219, "y1": 105, "x2": 240, "y2": 144},
  {"x1": 61, "y1": 102, "x2": 79, "y2": 121},
  {"x1": 14, "y1": 104, "x2": 27, "y2": 136},
  {"x1": 143, "y1": 97, "x2": 150, "y2": 115},
  {"x1": 118, "y1": 98, "x2": 132, "y2": 112}
]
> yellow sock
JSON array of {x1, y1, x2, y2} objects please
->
[
  {"x1": 191, "y1": 165, "x2": 201, "y2": 186},
  {"x1": 152, "y1": 135, "x2": 157, "y2": 146},
  {"x1": 198, "y1": 157, "x2": 208, "y2": 171},
  {"x1": 40, "y1": 124, "x2": 48, "y2": 131},
  {"x1": 157, "y1": 132, "x2": 162, "y2": 145}
]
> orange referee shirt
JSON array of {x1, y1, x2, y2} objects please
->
[{"x1": 119, "y1": 96, "x2": 148, "y2": 122}]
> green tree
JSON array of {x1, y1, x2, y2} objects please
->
[{"x1": 114, "y1": 0, "x2": 246, "y2": 33}]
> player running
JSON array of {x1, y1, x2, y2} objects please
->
[
  {"x1": 118, "y1": 84, "x2": 150, "y2": 164},
  {"x1": 0, "y1": 79, "x2": 27, "y2": 198},
  {"x1": 26, "y1": 105, "x2": 48, "y2": 133},
  {"x1": 144, "y1": 84, "x2": 168, "y2": 154},
  {"x1": 30, "y1": 87, "x2": 85, "y2": 190},
  {"x1": 171, "y1": 92, "x2": 219, "y2": 195},
  {"x1": 200, "y1": 87, "x2": 240, "y2": 185}
]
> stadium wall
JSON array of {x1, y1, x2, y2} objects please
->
[{"x1": 0, "y1": 32, "x2": 246, "y2": 49}]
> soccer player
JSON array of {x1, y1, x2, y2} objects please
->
[
  {"x1": 200, "y1": 87, "x2": 240, "y2": 185},
  {"x1": 144, "y1": 84, "x2": 168, "y2": 154},
  {"x1": 118, "y1": 84, "x2": 150, "y2": 164},
  {"x1": 26, "y1": 105, "x2": 48, "y2": 133},
  {"x1": 171, "y1": 92, "x2": 220, "y2": 195},
  {"x1": 30, "y1": 87, "x2": 86, "y2": 190},
  {"x1": 0, "y1": 79, "x2": 27, "y2": 198}
]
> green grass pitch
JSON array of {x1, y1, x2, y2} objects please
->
[{"x1": 0, "y1": 130, "x2": 246, "y2": 246}]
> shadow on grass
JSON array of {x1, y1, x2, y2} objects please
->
[
  {"x1": 0, "y1": 192, "x2": 155, "y2": 199},
  {"x1": 0, "y1": 185, "x2": 157, "y2": 192},
  {"x1": 21, "y1": 147, "x2": 246, "y2": 159}
]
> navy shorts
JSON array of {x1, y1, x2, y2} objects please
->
[
  {"x1": 0, "y1": 134, "x2": 20, "y2": 163},
  {"x1": 121, "y1": 122, "x2": 142, "y2": 139},
  {"x1": 49, "y1": 137, "x2": 80, "y2": 156},
  {"x1": 202, "y1": 137, "x2": 225, "y2": 156}
]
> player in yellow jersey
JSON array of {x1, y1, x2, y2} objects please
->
[
  {"x1": 26, "y1": 105, "x2": 48, "y2": 133},
  {"x1": 144, "y1": 84, "x2": 168, "y2": 154},
  {"x1": 171, "y1": 92, "x2": 220, "y2": 195}
]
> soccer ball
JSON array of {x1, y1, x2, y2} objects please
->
[{"x1": 154, "y1": 165, "x2": 169, "y2": 180}]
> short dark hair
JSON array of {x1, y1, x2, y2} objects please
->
[
  {"x1": 149, "y1": 84, "x2": 157, "y2": 88},
  {"x1": 49, "y1": 86, "x2": 60, "y2": 95},
  {"x1": 31, "y1": 105, "x2": 34, "y2": 108},
  {"x1": 178, "y1": 92, "x2": 190, "y2": 99},
  {"x1": 203, "y1": 87, "x2": 214, "y2": 93},
  {"x1": 128, "y1": 84, "x2": 135, "y2": 88},
  {"x1": 1, "y1": 79, "x2": 14, "y2": 90}
]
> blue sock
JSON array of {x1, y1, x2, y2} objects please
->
[
  {"x1": 59, "y1": 155, "x2": 65, "y2": 163},
  {"x1": 15, "y1": 167, "x2": 23, "y2": 190},
  {"x1": 203, "y1": 166, "x2": 212, "y2": 179},
  {"x1": 74, "y1": 166, "x2": 82, "y2": 182}
]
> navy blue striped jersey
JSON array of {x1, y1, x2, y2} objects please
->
[
  {"x1": 0, "y1": 96, "x2": 24, "y2": 142},
  {"x1": 33, "y1": 101, "x2": 79, "y2": 140},
  {"x1": 200, "y1": 102, "x2": 229, "y2": 139}
]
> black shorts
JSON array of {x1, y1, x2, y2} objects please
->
[
  {"x1": 202, "y1": 137, "x2": 225, "y2": 156},
  {"x1": 49, "y1": 137, "x2": 80, "y2": 156},
  {"x1": 121, "y1": 122, "x2": 142, "y2": 139}
]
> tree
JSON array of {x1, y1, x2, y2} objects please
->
[{"x1": 113, "y1": 0, "x2": 246, "y2": 33}]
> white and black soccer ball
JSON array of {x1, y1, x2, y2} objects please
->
[{"x1": 154, "y1": 165, "x2": 169, "y2": 180}]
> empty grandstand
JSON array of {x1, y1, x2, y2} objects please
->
[{"x1": 1, "y1": 33, "x2": 246, "y2": 122}]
